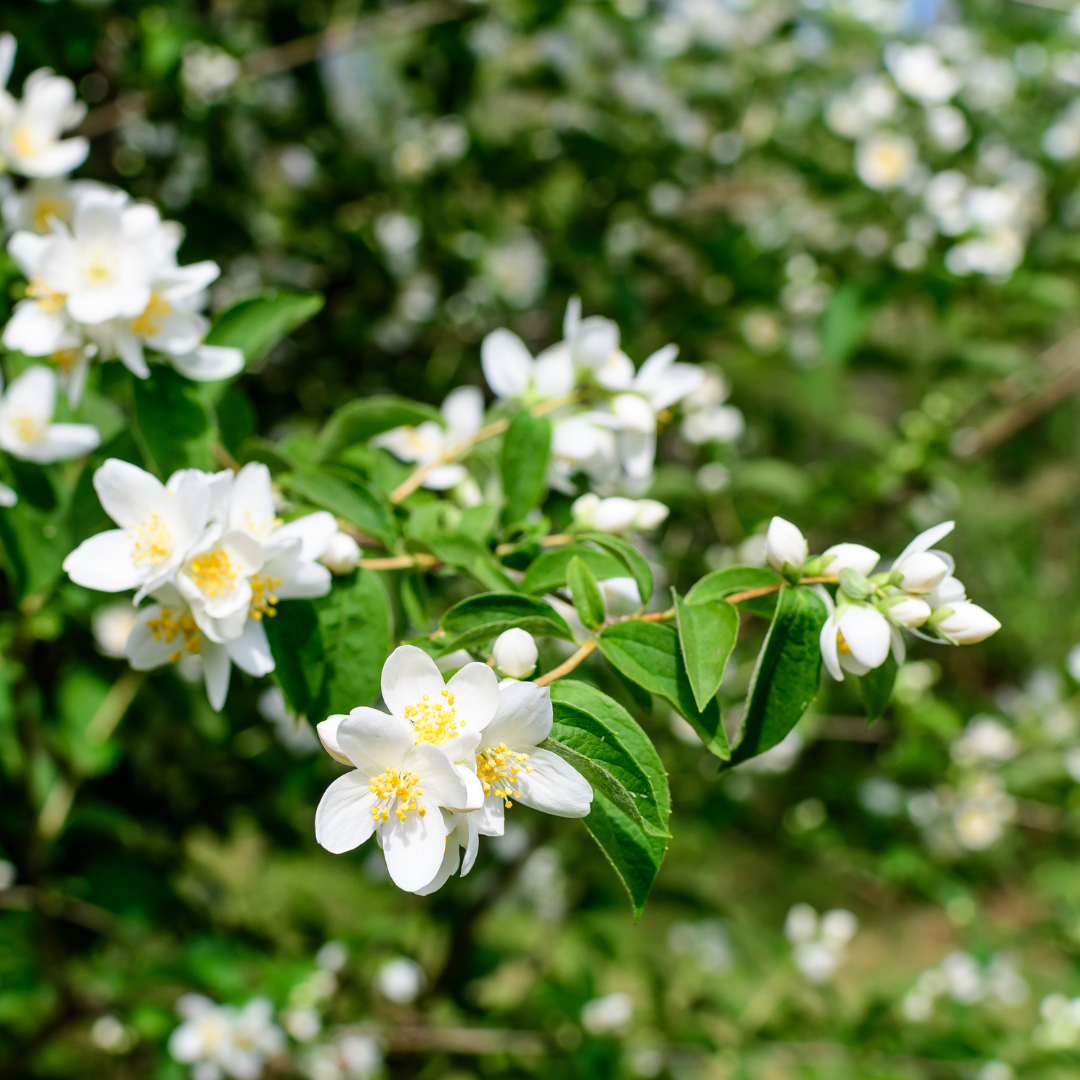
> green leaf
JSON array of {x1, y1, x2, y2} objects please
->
[
  {"x1": 439, "y1": 592, "x2": 573, "y2": 651},
  {"x1": 728, "y1": 585, "x2": 828, "y2": 767},
  {"x1": 0, "y1": 501, "x2": 69, "y2": 601},
  {"x1": 311, "y1": 570, "x2": 392, "y2": 717},
  {"x1": 206, "y1": 289, "x2": 324, "y2": 365},
  {"x1": 520, "y1": 544, "x2": 627, "y2": 595},
  {"x1": 859, "y1": 652, "x2": 898, "y2": 721},
  {"x1": 673, "y1": 590, "x2": 739, "y2": 713},
  {"x1": 131, "y1": 367, "x2": 212, "y2": 478},
  {"x1": 279, "y1": 468, "x2": 397, "y2": 552},
  {"x1": 264, "y1": 600, "x2": 326, "y2": 716},
  {"x1": 567, "y1": 556, "x2": 605, "y2": 631},
  {"x1": 501, "y1": 410, "x2": 551, "y2": 526},
  {"x1": 685, "y1": 566, "x2": 783, "y2": 618},
  {"x1": 598, "y1": 621, "x2": 729, "y2": 759},
  {"x1": 316, "y1": 396, "x2": 442, "y2": 462},
  {"x1": 577, "y1": 532, "x2": 652, "y2": 606},
  {"x1": 420, "y1": 534, "x2": 515, "y2": 592}
]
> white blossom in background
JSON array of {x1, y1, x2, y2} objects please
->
[
  {"x1": 0, "y1": 36, "x2": 89, "y2": 178},
  {"x1": 180, "y1": 43, "x2": 241, "y2": 106},
  {"x1": 784, "y1": 904, "x2": 858, "y2": 984},
  {"x1": 667, "y1": 919, "x2": 733, "y2": 972},
  {"x1": 1034, "y1": 993, "x2": 1080, "y2": 1049},
  {"x1": 482, "y1": 230, "x2": 547, "y2": 309},
  {"x1": 950, "y1": 716, "x2": 1020, "y2": 767},
  {"x1": 376, "y1": 957, "x2": 425, "y2": 1004},
  {"x1": 168, "y1": 994, "x2": 284, "y2": 1080},
  {"x1": 581, "y1": 992, "x2": 633, "y2": 1036},
  {"x1": 855, "y1": 131, "x2": 918, "y2": 191},
  {"x1": 0, "y1": 364, "x2": 98, "y2": 463},
  {"x1": 903, "y1": 952, "x2": 1028, "y2": 1021},
  {"x1": 952, "y1": 773, "x2": 1015, "y2": 850},
  {"x1": 885, "y1": 42, "x2": 961, "y2": 104},
  {"x1": 2, "y1": 178, "x2": 111, "y2": 235},
  {"x1": 480, "y1": 326, "x2": 576, "y2": 405},
  {"x1": 571, "y1": 493, "x2": 669, "y2": 533},
  {"x1": 320, "y1": 530, "x2": 361, "y2": 575},
  {"x1": 680, "y1": 367, "x2": 744, "y2": 445},
  {"x1": 92, "y1": 600, "x2": 138, "y2": 659}
]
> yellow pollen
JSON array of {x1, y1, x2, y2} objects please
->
[
  {"x1": 241, "y1": 509, "x2": 283, "y2": 538},
  {"x1": 130, "y1": 513, "x2": 173, "y2": 567},
  {"x1": 85, "y1": 259, "x2": 113, "y2": 286},
  {"x1": 131, "y1": 292, "x2": 172, "y2": 338},
  {"x1": 10, "y1": 413, "x2": 47, "y2": 444},
  {"x1": 11, "y1": 124, "x2": 42, "y2": 161},
  {"x1": 146, "y1": 606, "x2": 201, "y2": 661},
  {"x1": 405, "y1": 689, "x2": 461, "y2": 745},
  {"x1": 367, "y1": 766, "x2": 425, "y2": 823},
  {"x1": 476, "y1": 743, "x2": 530, "y2": 809},
  {"x1": 189, "y1": 548, "x2": 239, "y2": 597},
  {"x1": 249, "y1": 574, "x2": 282, "y2": 620},
  {"x1": 50, "y1": 347, "x2": 80, "y2": 373},
  {"x1": 26, "y1": 277, "x2": 66, "y2": 315},
  {"x1": 31, "y1": 196, "x2": 68, "y2": 234},
  {"x1": 837, "y1": 631, "x2": 852, "y2": 656}
]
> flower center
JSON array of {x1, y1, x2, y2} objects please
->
[
  {"x1": 130, "y1": 292, "x2": 172, "y2": 338},
  {"x1": 189, "y1": 548, "x2": 239, "y2": 597},
  {"x1": 249, "y1": 574, "x2": 282, "y2": 620},
  {"x1": 10, "y1": 123, "x2": 44, "y2": 161},
  {"x1": 145, "y1": 606, "x2": 201, "y2": 662},
  {"x1": 368, "y1": 766, "x2": 426, "y2": 823},
  {"x1": 241, "y1": 509, "x2": 283, "y2": 539},
  {"x1": 476, "y1": 743, "x2": 531, "y2": 809},
  {"x1": 31, "y1": 196, "x2": 68, "y2": 233},
  {"x1": 130, "y1": 513, "x2": 173, "y2": 567},
  {"x1": 81, "y1": 247, "x2": 117, "y2": 287},
  {"x1": 10, "y1": 413, "x2": 47, "y2": 444},
  {"x1": 836, "y1": 631, "x2": 852, "y2": 656},
  {"x1": 26, "y1": 277, "x2": 66, "y2": 316},
  {"x1": 405, "y1": 689, "x2": 461, "y2": 745},
  {"x1": 50, "y1": 347, "x2": 80, "y2": 372}
]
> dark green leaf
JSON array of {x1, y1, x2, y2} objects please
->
[
  {"x1": 728, "y1": 585, "x2": 828, "y2": 767},
  {"x1": 421, "y1": 534, "x2": 515, "y2": 591},
  {"x1": 0, "y1": 501, "x2": 69, "y2": 601},
  {"x1": 131, "y1": 367, "x2": 212, "y2": 478},
  {"x1": 859, "y1": 652, "x2": 898, "y2": 721},
  {"x1": 441, "y1": 592, "x2": 572, "y2": 642},
  {"x1": 685, "y1": 566, "x2": 783, "y2": 618},
  {"x1": 520, "y1": 544, "x2": 627, "y2": 595},
  {"x1": 206, "y1": 289, "x2": 324, "y2": 364},
  {"x1": 216, "y1": 385, "x2": 256, "y2": 457},
  {"x1": 311, "y1": 570, "x2": 392, "y2": 717},
  {"x1": 673, "y1": 590, "x2": 739, "y2": 713},
  {"x1": 316, "y1": 396, "x2": 442, "y2": 462},
  {"x1": 567, "y1": 556, "x2": 605, "y2": 631},
  {"x1": 8, "y1": 460, "x2": 56, "y2": 512},
  {"x1": 237, "y1": 437, "x2": 298, "y2": 474},
  {"x1": 279, "y1": 468, "x2": 397, "y2": 551},
  {"x1": 501, "y1": 410, "x2": 551, "y2": 526},
  {"x1": 598, "y1": 620, "x2": 729, "y2": 759},
  {"x1": 577, "y1": 532, "x2": 652, "y2": 606},
  {"x1": 264, "y1": 600, "x2": 326, "y2": 716}
]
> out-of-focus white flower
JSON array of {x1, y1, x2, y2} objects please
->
[
  {"x1": 885, "y1": 42, "x2": 961, "y2": 104},
  {"x1": 482, "y1": 231, "x2": 547, "y2": 309},
  {"x1": 0, "y1": 37, "x2": 89, "y2": 178},
  {"x1": 376, "y1": 957, "x2": 425, "y2": 1004},
  {"x1": 953, "y1": 773, "x2": 1014, "y2": 849},
  {"x1": 951, "y1": 716, "x2": 1020, "y2": 766},
  {"x1": 550, "y1": 411, "x2": 620, "y2": 492},
  {"x1": 581, "y1": 991, "x2": 633, "y2": 1035},
  {"x1": 2, "y1": 178, "x2": 110, "y2": 235},
  {"x1": 681, "y1": 404, "x2": 744, "y2": 444},
  {"x1": 904, "y1": 951, "x2": 1028, "y2": 1023},
  {"x1": 855, "y1": 132, "x2": 918, "y2": 190},
  {"x1": 785, "y1": 904, "x2": 858, "y2": 984},
  {"x1": 926, "y1": 104, "x2": 970, "y2": 151},
  {"x1": 90, "y1": 1015, "x2": 134, "y2": 1053},
  {"x1": 764, "y1": 517, "x2": 807, "y2": 573},
  {"x1": 0, "y1": 364, "x2": 98, "y2": 463},
  {"x1": 92, "y1": 601, "x2": 138, "y2": 659},
  {"x1": 667, "y1": 919, "x2": 732, "y2": 972},
  {"x1": 825, "y1": 74, "x2": 898, "y2": 138},
  {"x1": 181, "y1": 44, "x2": 241, "y2": 105},
  {"x1": 491, "y1": 628, "x2": 538, "y2": 679},
  {"x1": 571, "y1": 493, "x2": 667, "y2": 533},
  {"x1": 168, "y1": 994, "x2": 284, "y2": 1080},
  {"x1": 480, "y1": 326, "x2": 574, "y2": 404},
  {"x1": 320, "y1": 531, "x2": 361, "y2": 575}
]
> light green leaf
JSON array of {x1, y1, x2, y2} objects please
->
[
  {"x1": 421, "y1": 533, "x2": 516, "y2": 592},
  {"x1": 567, "y1": 555, "x2": 605, "y2": 630},
  {"x1": 598, "y1": 620, "x2": 729, "y2": 759},
  {"x1": 316, "y1": 396, "x2": 442, "y2": 462},
  {"x1": 206, "y1": 289, "x2": 324, "y2": 364},
  {"x1": 501, "y1": 409, "x2": 551, "y2": 526},
  {"x1": 576, "y1": 532, "x2": 653, "y2": 605},
  {"x1": 264, "y1": 600, "x2": 326, "y2": 716},
  {"x1": 728, "y1": 585, "x2": 827, "y2": 767},
  {"x1": 279, "y1": 468, "x2": 397, "y2": 552},
  {"x1": 131, "y1": 367, "x2": 212, "y2": 478},
  {"x1": 673, "y1": 590, "x2": 739, "y2": 713},
  {"x1": 520, "y1": 544, "x2": 627, "y2": 595},
  {"x1": 685, "y1": 566, "x2": 783, "y2": 618}
]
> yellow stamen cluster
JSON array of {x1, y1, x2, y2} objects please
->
[
  {"x1": 837, "y1": 631, "x2": 852, "y2": 656},
  {"x1": 189, "y1": 548, "x2": 238, "y2": 597},
  {"x1": 50, "y1": 347, "x2": 80, "y2": 373},
  {"x1": 31, "y1": 196, "x2": 69, "y2": 234},
  {"x1": 130, "y1": 513, "x2": 173, "y2": 567},
  {"x1": 405, "y1": 689, "x2": 461, "y2": 745},
  {"x1": 10, "y1": 414, "x2": 47, "y2": 444},
  {"x1": 131, "y1": 292, "x2": 172, "y2": 338},
  {"x1": 241, "y1": 510, "x2": 283, "y2": 539},
  {"x1": 10, "y1": 124, "x2": 42, "y2": 161},
  {"x1": 368, "y1": 766, "x2": 426, "y2": 823},
  {"x1": 476, "y1": 743, "x2": 532, "y2": 809},
  {"x1": 146, "y1": 606, "x2": 201, "y2": 662},
  {"x1": 26, "y1": 277, "x2": 66, "y2": 315},
  {"x1": 249, "y1": 574, "x2": 282, "y2": 620}
]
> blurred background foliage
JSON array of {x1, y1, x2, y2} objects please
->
[{"x1": 6, "y1": 0, "x2": 1080, "y2": 1077}]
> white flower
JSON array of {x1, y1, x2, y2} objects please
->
[
  {"x1": 785, "y1": 903, "x2": 858, "y2": 984},
  {"x1": 891, "y1": 521, "x2": 954, "y2": 593},
  {"x1": 168, "y1": 994, "x2": 284, "y2": 1080},
  {"x1": 953, "y1": 774, "x2": 1014, "y2": 850},
  {"x1": 634, "y1": 499, "x2": 669, "y2": 530},
  {"x1": 885, "y1": 596, "x2": 932, "y2": 628},
  {"x1": 63, "y1": 459, "x2": 217, "y2": 601},
  {"x1": 472, "y1": 680, "x2": 593, "y2": 837},
  {"x1": 764, "y1": 516, "x2": 807, "y2": 573},
  {"x1": 574, "y1": 494, "x2": 638, "y2": 533},
  {"x1": 480, "y1": 326, "x2": 575, "y2": 404},
  {"x1": 0, "y1": 38, "x2": 89, "y2": 178},
  {"x1": 885, "y1": 43, "x2": 961, "y2": 104},
  {"x1": 581, "y1": 992, "x2": 633, "y2": 1035},
  {"x1": 822, "y1": 542, "x2": 880, "y2": 576},
  {"x1": 560, "y1": 296, "x2": 621, "y2": 373},
  {"x1": 820, "y1": 602, "x2": 893, "y2": 681},
  {"x1": 550, "y1": 411, "x2": 620, "y2": 492},
  {"x1": 2, "y1": 177, "x2": 110, "y2": 234},
  {"x1": 855, "y1": 132, "x2": 917, "y2": 191},
  {"x1": 680, "y1": 404, "x2": 744, "y2": 444},
  {"x1": 376, "y1": 957, "x2": 426, "y2": 1004},
  {"x1": 320, "y1": 531, "x2": 361, "y2": 575},
  {"x1": 934, "y1": 601, "x2": 1001, "y2": 645},
  {"x1": 92, "y1": 600, "x2": 138, "y2": 658},
  {"x1": 951, "y1": 717, "x2": 1020, "y2": 766},
  {"x1": 491, "y1": 628, "x2": 538, "y2": 679},
  {"x1": 0, "y1": 364, "x2": 98, "y2": 462},
  {"x1": 374, "y1": 385, "x2": 484, "y2": 490}
]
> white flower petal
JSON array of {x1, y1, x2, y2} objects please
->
[
  {"x1": 225, "y1": 617, "x2": 275, "y2": 677},
  {"x1": 92, "y1": 458, "x2": 169, "y2": 528},
  {"x1": 444, "y1": 662, "x2": 500, "y2": 733},
  {"x1": 26, "y1": 422, "x2": 99, "y2": 463},
  {"x1": 274, "y1": 511, "x2": 338, "y2": 561},
  {"x1": 315, "y1": 771, "x2": 379, "y2": 854},
  {"x1": 380, "y1": 795, "x2": 449, "y2": 892},
  {"x1": 316, "y1": 715, "x2": 353, "y2": 765},
  {"x1": 481, "y1": 328, "x2": 533, "y2": 399},
  {"x1": 408, "y1": 742, "x2": 469, "y2": 808},
  {"x1": 474, "y1": 793, "x2": 505, "y2": 836},
  {"x1": 819, "y1": 613, "x2": 843, "y2": 681},
  {"x1": 338, "y1": 708, "x2": 414, "y2": 771},
  {"x1": 202, "y1": 640, "x2": 232, "y2": 709},
  {"x1": 515, "y1": 746, "x2": 593, "y2": 817},
  {"x1": 381, "y1": 644, "x2": 446, "y2": 718},
  {"x1": 837, "y1": 605, "x2": 891, "y2": 670},
  {"x1": 483, "y1": 681, "x2": 553, "y2": 748},
  {"x1": 63, "y1": 530, "x2": 142, "y2": 592},
  {"x1": 895, "y1": 520, "x2": 954, "y2": 564},
  {"x1": 170, "y1": 344, "x2": 245, "y2": 381}
]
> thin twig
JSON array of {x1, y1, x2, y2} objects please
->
[
  {"x1": 358, "y1": 553, "x2": 438, "y2": 571},
  {"x1": 85, "y1": 671, "x2": 143, "y2": 745},
  {"x1": 534, "y1": 640, "x2": 597, "y2": 687},
  {"x1": 211, "y1": 441, "x2": 241, "y2": 472}
]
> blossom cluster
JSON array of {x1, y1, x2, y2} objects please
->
[
  {"x1": 64, "y1": 459, "x2": 344, "y2": 709},
  {"x1": 764, "y1": 517, "x2": 1000, "y2": 681},
  {"x1": 314, "y1": 646, "x2": 592, "y2": 895}
]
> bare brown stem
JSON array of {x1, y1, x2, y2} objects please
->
[
  {"x1": 359, "y1": 553, "x2": 438, "y2": 571},
  {"x1": 534, "y1": 640, "x2": 597, "y2": 686}
]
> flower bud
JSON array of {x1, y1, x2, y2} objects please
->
[
  {"x1": 320, "y1": 531, "x2": 361, "y2": 575},
  {"x1": 934, "y1": 601, "x2": 1001, "y2": 645},
  {"x1": 894, "y1": 551, "x2": 949, "y2": 594},
  {"x1": 591, "y1": 497, "x2": 639, "y2": 533},
  {"x1": 886, "y1": 596, "x2": 931, "y2": 628},
  {"x1": 926, "y1": 574, "x2": 965, "y2": 608},
  {"x1": 571, "y1": 492, "x2": 601, "y2": 526},
  {"x1": 92, "y1": 601, "x2": 138, "y2": 658},
  {"x1": 633, "y1": 499, "x2": 669, "y2": 531},
  {"x1": 765, "y1": 517, "x2": 808, "y2": 573},
  {"x1": 823, "y1": 543, "x2": 879, "y2": 577},
  {"x1": 491, "y1": 628, "x2": 538, "y2": 679},
  {"x1": 316, "y1": 715, "x2": 353, "y2": 765},
  {"x1": 612, "y1": 392, "x2": 656, "y2": 434}
]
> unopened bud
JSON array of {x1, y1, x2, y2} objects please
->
[
  {"x1": 934, "y1": 602, "x2": 1001, "y2": 645},
  {"x1": 822, "y1": 543, "x2": 879, "y2": 577},
  {"x1": 491, "y1": 628, "x2": 538, "y2": 679},
  {"x1": 886, "y1": 596, "x2": 931, "y2": 628},
  {"x1": 320, "y1": 531, "x2": 361, "y2": 575},
  {"x1": 571, "y1": 493, "x2": 601, "y2": 527},
  {"x1": 316, "y1": 715, "x2": 353, "y2": 765},
  {"x1": 591, "y1": 497, "x2": 639, "y2": 533},
  {"x1": 633, "y1": 499, "x2": 669, "y2": 531},
  {"x1": 765, "y1": 517, "x2": 808, "y2": 574},
  {"x1": 895, "y1": 551, "x2": 949, "y2": 594}
]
